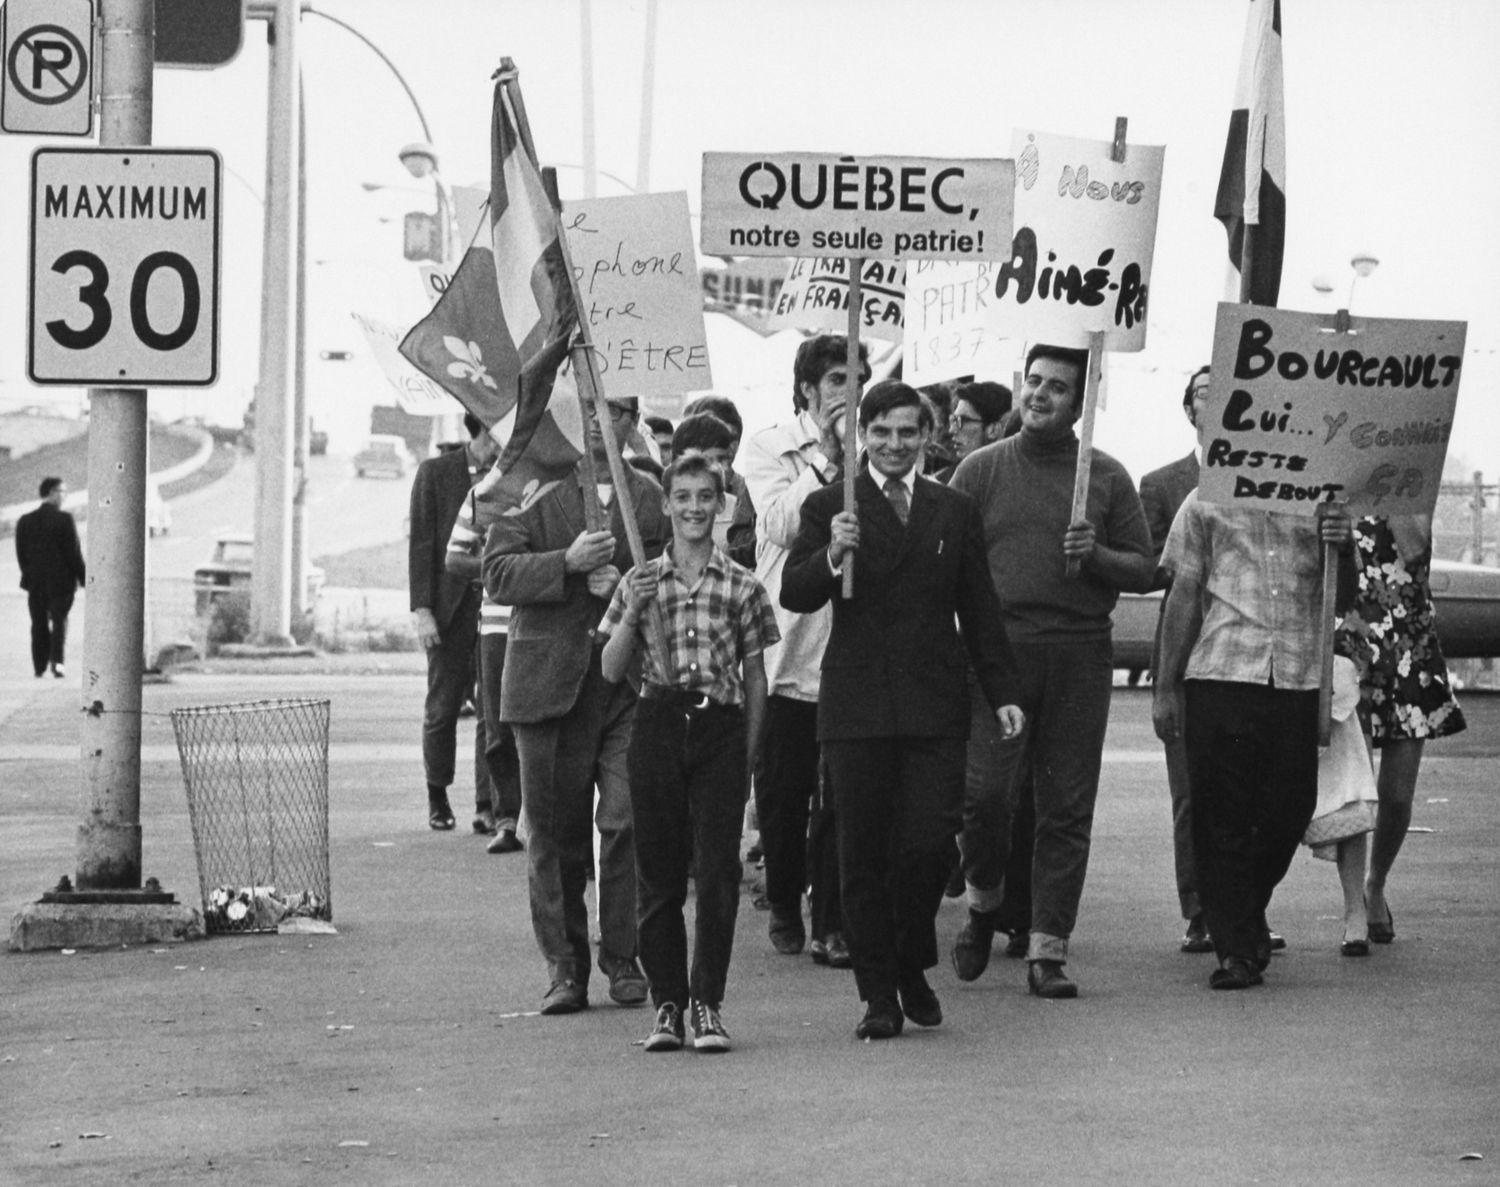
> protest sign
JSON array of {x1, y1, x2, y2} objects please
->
[
  {"x1": 767, "y1": 257, "x2": 904, "y2": 343},
  {"x1": 902, "y1": 258, "x2": 1007, "y2": 385},
  {"x1": 561, "y1": 190, "x2": 710, "y2": 415},
  {"x1": 701, "y1": 152, "x2": 1014, "y2": 261},
  {"x1": 982, "y1": 129, "x2": 1164, "y2": 351},
  {"x1": 1199, "y1": 303, "x2": 1466, "y2": 517},
  {"x1": 352, "y1": 311, "x2": 454, "y2": 416},
  {"x1": 701, "y1": 257, "x2": 786, "y2": 331}
]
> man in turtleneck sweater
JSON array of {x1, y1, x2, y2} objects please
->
[{"x1": 948, "y1": 343, "x2": 1154, "y2": 999}]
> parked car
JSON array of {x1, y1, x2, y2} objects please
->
[
  {"x1": 1112, "y1": 556, "x2": 1500, "y2": 680},
  {"x1": 193, "y1": 533, "x2": 326, "y2": 615},
  {"x1": 353, "y1": 434, "x2": 416, "y2": 478}
]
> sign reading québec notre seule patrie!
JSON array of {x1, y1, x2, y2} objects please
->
[
  {"x1": 701, "y1": 153, "x2": 1014, "y2": 260},
  {"x1": 1200, "y1": 303, "x2": 1466, "y2": 518}
]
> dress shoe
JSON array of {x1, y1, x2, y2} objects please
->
[
  {"x1": 1181, "y1": 915, "x2": 1214, "y2": 954},
  {"x1": 601, "y1": 956, "x2": 649, "y2": 1006},
  {"x1": 951, "y1": 909, "x2": 997, "y2": 982},
  {"x1": 540, "y1": 979, "x2": 589, "y2": 1015},
  {"x1": 809, "y1": 938, "x2": 829, "y2": 965},
  {"x1": 898, "y1": 972, "x2": 942, "y2": 1028},
  {"x1": 427, "y1": 792, "x2": 456, "y2": 831},
  {"x1": 824, "y1": 932, "x2": 852, "y2": 969},
  {"x1": 1004, "y1": 929, "x2": 1031, "y2": 959},
  {"x1": 487, "y1": 828, "x2": 523, "y2": 854},
  {"x1": 1340, "y1": 938, "x2": 1370, "y2": 957},
  {"x1": 768, "y1": 905, "x2": 805, "y2": 955},
  {"x1": 1027, "y1": 960, "x2": 1078, "y2": 999},
  {"x1": 472, "y1": 809, "x2": 498, "y2": 836},
  {"x1": 1209, "y1": 957, "x2": 1263, "y2": 990},
  {"x1": 854, "y1": 997, "x2": 904, "y2": 1040},
  {"x1": 1267, "y1": 930, "x2": 1287, "y2": 951}
]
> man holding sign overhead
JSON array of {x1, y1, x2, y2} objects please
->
[{"x1": 950, "y1": 343, "x2": 1153, "y2": 1000}]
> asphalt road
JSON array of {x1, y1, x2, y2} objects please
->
[{"x1": 2, "y1": 649, "x2": 1496, "y2": 1186}]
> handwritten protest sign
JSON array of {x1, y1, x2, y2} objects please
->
[
  {"x1": 352, "y1": 311, "x2": 452, "y2": 416},
  {"x1": 701, "y1": 153, "x2": 1013, "y2": 261},
  {"x1": 768, "y1": 257, "x2": 904, "y2": 343},
  {"x1": 983, "y1": 129, "x2": 1164, "y2": 351},
  {"x1": 902, "y1": 259, "x2": 1006, "y2": 385},
  {"x1": 1199, "y1": 303, "x2": 1466, "y2": 517},
  {"x1": 561, "y1": 190, "x2": 710, "y2": 414}
]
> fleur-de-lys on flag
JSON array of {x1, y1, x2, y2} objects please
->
[{"x1": 399, "y1": 70, "x2": 582, "y2": 516}]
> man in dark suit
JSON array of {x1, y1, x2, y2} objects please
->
[
  {"x1": 1138, "y1": 366, "x2": 1209, "y2": 953},
  {"x1": 781, "y1": 380, "x2": 1023, "y2": 1040},
  {"x1": 484, "y1": 393, "x2": 671, "y2": 1017},
  {"x1": 409, "y1": 414, "x2": 498, "y2": 832},
  {"x1": 15, "y1": 477, "x2": 86, "y2": 679}
]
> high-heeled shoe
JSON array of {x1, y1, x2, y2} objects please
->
[
  {"x1": 1366, "y1": 896, "x2": 1395, "y2": 944},
  {"x1": 1340, "y1": 937, "x2": 1370, "y2": 957}
]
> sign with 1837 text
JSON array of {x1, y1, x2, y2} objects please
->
[
  {"x1": 29, "y1": 147, "x2": 222, "y2": 385},
  {"x1": 701, "y1": 152, "x2": 1014, "y2": 260},
  {"x1": 1199, "y1": 303, "x2": 1466, "y2": 517}
]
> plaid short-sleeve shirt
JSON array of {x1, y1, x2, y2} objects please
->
[
  {"x1": 1163, "y1": 492, "x2": 1327, "y2": 690},
  {"x1": 599, "y1": 545, "x2": 780, "y2": 706}
]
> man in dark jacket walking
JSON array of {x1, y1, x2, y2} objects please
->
[{"x1": 15, "y1": 477, "x2": 86, "y2": 679}]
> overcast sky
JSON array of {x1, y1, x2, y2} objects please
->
[{"x1": 1, "y1": 0, "x2": 1495, "y2": 476}]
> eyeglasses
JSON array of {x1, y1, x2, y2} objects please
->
[
  {"x1": 588, "y1": 402, "x2": 638, "y2": 423},
  {"x1": 951, "y1": 414, "x2": 986, "y2": 430}
]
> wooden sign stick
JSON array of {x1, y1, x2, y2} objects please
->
[
  {"x1": 841, "y1": 256, "x2": 864, "y2": 599},
  {"x1": 1317, "y1": 537, "x2": 1338, "y2": 748},
  {"x1": 1064, "y1": 330, "x2": 1106, "y2": 579}
]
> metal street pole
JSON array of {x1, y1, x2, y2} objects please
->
[
  {"x1": 74, "y1": 0, "x2": 153, "y2": 891},
  {"x1": 250, "y1": 0, "x2": 298, "y2": 645},
  {"x1": 290, "y1": 70, "x2": 309, "y2": 626}
]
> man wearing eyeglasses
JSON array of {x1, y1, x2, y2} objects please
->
[
  {"x1": 934, "y1": 380, "x2": 1012, "y2": 482},
  {"x1": 484, "y1": 390, "x2": 671, "y2": 1018}
]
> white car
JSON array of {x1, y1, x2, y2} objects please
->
[{"x1": 353, "y1": 434, "x2": 417, "y2": 479}]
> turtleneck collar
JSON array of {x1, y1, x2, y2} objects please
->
[{"x1": 1016, "y1": 428, "x2": 1079, "y2": 459}]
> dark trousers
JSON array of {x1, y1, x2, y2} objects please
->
[
  {"x1": 629, "y1": 696, "x2": 747, "y2": 1009},
  {"x1": 28, "y1": 589, "x2": 74, "y2": 675},
  {"x1": 1184, "y1": 680, "x2": 1319, "y2": 965},
  {"x1": 513, "y1": 656, "x2": 637, "y2": 984},
  {"x1": 421, "y1": 589, "x2": 491, "y2": 809},
  {"x1": 754, "y1": 695, "x2": 841, "y2": 938},
  {"x1": 825, "y1": 735, "x2": 965, "y2": 1003},
  {"x1": 479, "y1": 631, "x2": 522, "y2": 827}
]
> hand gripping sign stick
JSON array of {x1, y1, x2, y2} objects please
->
[
  {"x1": 1064, "y1": 120, "x2": 1130, "y2": 580},
  {"x1": 841, "y1": 258, "x2": 864, "y2": 599},
  {"x1": 501, "y1": 59, "x2": 671, "y2": 674}
]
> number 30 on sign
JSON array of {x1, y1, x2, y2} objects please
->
[{"x1": 28, "y1": 148, "x2": 222, "y2": 386}]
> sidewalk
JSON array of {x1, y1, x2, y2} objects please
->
[{"x1": 2, "y1": 650, "x2": 1497, "y2": 1185}]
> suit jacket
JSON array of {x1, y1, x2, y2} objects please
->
[
  {"x1": 15, "y1": 502, "x2": 86, "y2": 596},
  {"x1": 408, "y1": 448, "x2": 478, "y2": 632},
  {"x1": 780, "y1": 470, "x2": 1016, "y2": 742},
  {"x1": 1139, "y1": 451, "x2": 1199, "y2": 572},
  {"x1": 484, "y1": 464, "x2": 669, "y2": 724}
]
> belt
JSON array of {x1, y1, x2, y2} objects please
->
[{"x1": 639, "y1": 684, "x2": 721, "y2": 711}]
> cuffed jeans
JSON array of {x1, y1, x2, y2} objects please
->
[
  {"x1": 513, "y1": 655, "x2": 637, "y2": 986},
  {"x1": 421, "y1": 588, "x2": 492, "y2": 811},
  {"x1": 754, "y1": 695, "x2": 841, "y2": 939},
  {"x1": 479, "y1": 631, "x2": 522, "y2": 829},
  {"x1": 1184, "y1": 680, "x2": 1319, "y2": 966},
  {"x1": 826, "y1": 735, "x2": 965, "y2": 1003},
  {"x1": 960, "y1": 637, "x2": 1112, "y2": 964},
  {"x1": 629, "y1": 696, "x2": 746, "y2": 1010}
]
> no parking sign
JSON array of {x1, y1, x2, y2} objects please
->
[{"x1": 1, "y1": 0, "x2": 94, "y2": 136}]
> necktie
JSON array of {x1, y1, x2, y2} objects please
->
[{"x1": 883, "y1": 477, "x2": 909, "y2": 526}]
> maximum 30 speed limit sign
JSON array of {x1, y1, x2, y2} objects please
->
[{"x1": 28, "y1": 147, "x2": 222, "y2": 386}]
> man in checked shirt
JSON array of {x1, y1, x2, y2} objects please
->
[{"x1": 599, "y1": 453, "x2": 779, "y2": 1054}]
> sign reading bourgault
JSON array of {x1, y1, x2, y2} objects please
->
[
  {"x1": 1200, "y1": 303, "x2": 1466, "y2": 517},
  {"x1": 700, "y1": 152, "x2": 1014, "y2": 260}
]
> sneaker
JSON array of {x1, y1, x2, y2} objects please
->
[
  {"x1": 690, "y1": 1000, "x2": 731, "y2": 1052},
  {"x1": 643, "y1": 1002, "x2": 684, "y2": 1052}
]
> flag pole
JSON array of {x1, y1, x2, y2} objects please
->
[
  {"x1": 498, "y1": 58, "x2": 670, "y2": 670},
  {"x1": 841, "y1": 257, "x2": 864, "y2": 599}
]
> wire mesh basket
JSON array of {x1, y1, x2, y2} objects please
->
[{"x1": 171, "y1": 698, "x2": 332, "y2": 934}]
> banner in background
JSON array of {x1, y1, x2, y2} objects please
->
[{"x1": 352, "y1": 311, "x2": 453, "y2": 416}]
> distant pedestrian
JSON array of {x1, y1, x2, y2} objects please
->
[
  {"x1": 15, "y1": 477, "x2": 85, "y2": 679},
  {"x1": 600, "y1": 453, "x2": 778, "y2": 1053}
]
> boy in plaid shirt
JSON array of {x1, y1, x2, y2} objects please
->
[{"x1": 600, "y1": 453, "x2": 779, "y2": 1053}]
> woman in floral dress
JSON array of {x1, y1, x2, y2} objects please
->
[{"x1": 1335, "y1": 513, "x2": 1466, "y2": 948}]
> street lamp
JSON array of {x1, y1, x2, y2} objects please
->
[{"x1": 397, "y1": 141, "x2": 458, "y2": 263}]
